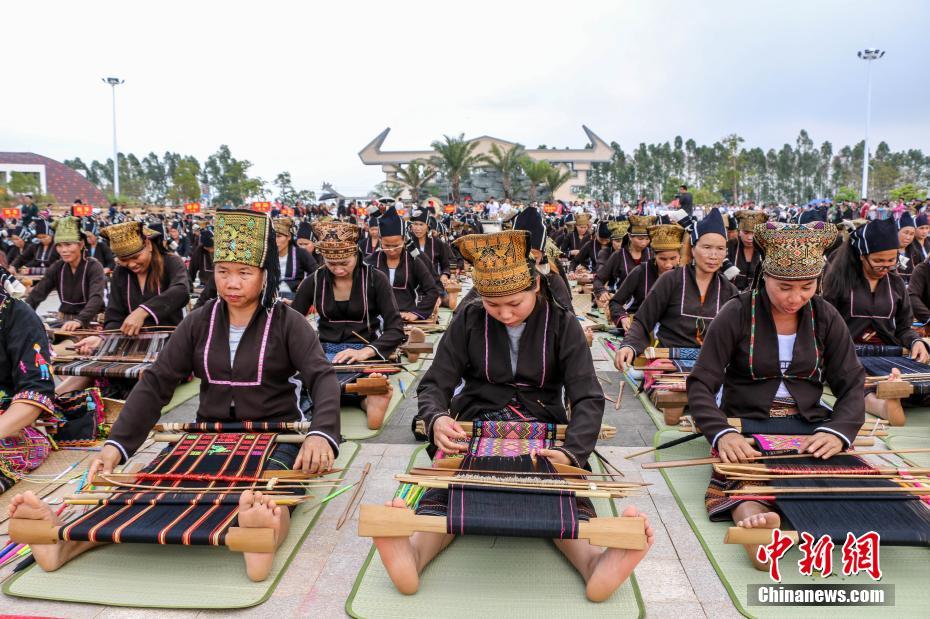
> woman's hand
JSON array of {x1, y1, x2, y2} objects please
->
[
  {"x1": 716, "y1": 432, "x2": 762, "y2": 463},
  {"x1": 614, "y1": 346, "x2": 635, "y2": 371},
  {"x1": 534, "y1": 448, "x2": 571, "y2": 466},
  {"x1": 74, "y1": 335, "x2": 103, "y2": 355},
  {"x1": 432, "y1": 416, "x2": 467, "y2": 454},
  {"x1": 332, "y1": 346, "x2": 376, "y2": 365},
  {"x1": 60, "y1": 320, "x2": 83, "y2": 333},
  {"x1": 87, "y1": 444, "x2": 123, "y2": 481},
  {"x1": 294, "y1": 435, "x2": 334, "y2": 474},
  {"x1": 400, "y1": 312, "x2": 420, "y2": 322},
  {"x1": 798, "y1": 432, "x2": 844, "y2": 459},
  {"x1": 911, "y1": 340, "x2": 930, "y2": 364},
  {"x1": 597, "y1": 292, "x2": 610, "y2": 307},
  {"x1": 121, "y1": 307, "x2": 150, "y2": 336},
  {"x1": 620, "y1": 316, "x2": 633, "y2": 331}
]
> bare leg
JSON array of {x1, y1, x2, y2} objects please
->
[
  {"x1": 554, "y1": 505, "x2": 655, "y2": 602},
  {"x1": 372, "y1": 498, "x2": 454, "y2": 595},
  {"x1": 7, "y1": 491, "x2": 100, "y2": 571},
  {"x1": 731, "y1": 500, "x2": 781, "y2": 571},
  {"x1": 237, "y1": 490, "x2": 290, "y2": 582},
  {"x1": 55, "y1": 376, "x2": 93, "y2": 395},
  {"x1": 865, "y1": 368, "x2": 905, "y2": 425},
  {"x1": 361, "y1": 373, "x2": 393, "y2": 430}
]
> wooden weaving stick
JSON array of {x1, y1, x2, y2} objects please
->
[
  {"x1": 412, "y1": 420, "x2": 617, "y2": 440},
  {"x1": 8, "y1": 518, "x2": 277, "y2": 553},
  {"x1": 641, "y1": 447, "x2": 930, "y2": 469},
  {"x1": 358, "y1": 505, "x2": 648, "y2": 550}
]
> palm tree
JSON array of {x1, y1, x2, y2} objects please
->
[
  {"x1": 429, "y1": 134, "x2": 483, "y2": 204},
  {"x1": 481, "y1": 143, "x2": 525, "y2": 200},
  {"x1": 544, "y1": 165, "x2": 574, "y2": 201},
  {"x1": 520, "y1": 157, "x2": 552, "y2": 203},
  {"x1": 394, "y1": 160, "x2": 438, "y2": 204}
]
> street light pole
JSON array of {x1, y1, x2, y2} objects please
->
[
  {"x1": 857, "y1": 49, "x2": 884, "y2": 201},
  {"x1": 102, "y1": 77, "x2": 125, "y2": 199}
]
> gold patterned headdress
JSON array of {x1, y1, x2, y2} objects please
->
[
  {"x1": 754, "y1": 221, "x2": 837, "y2": 280},
  {"x1": 607, "y1": 220, "x2": 630, "y2": 240},
  {"x1": 627, "y1": 215, "x2": 656, "y2": 236},
  {"x1": 213, "y1": 210, "x2": 272, "y2": 268},
  {"x1": 272, "y1": 217, "x2": 295, "y2": 238},
  {"x1": 51, "y1": 216, "x2": 83, "y2": 244},
  {"x1": 575, "y1": 213, "x2": 592, "y2": 227},
  {"x1": 312, "y1": 221, "x2": 360, "y2": 260},
  {"x1": 735, "y1": 210, "x2": 769, "y2": 232},
  {"x1": 100, "y1": 221, "x2": 158, "y2": 258},
  {"x1": 454, "y1": 231, "x2": 534, "y2": 297},
  {"x1": 648, "y1": 224, "x2": 686, "y2": 252}
]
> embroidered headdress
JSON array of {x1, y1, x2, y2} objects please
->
[
  {"x1": 312, "y1": 221, "x2": 360, "y2": 260},
  {"x1": 754, "y1": 221, "x2": 837, "y2": 280},
  {"x1": 455, "y1": 231, "x2": 534, "y2": 297}
]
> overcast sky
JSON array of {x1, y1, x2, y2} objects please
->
[{"x1": 6, "y1": 1, "x2": 929, "y2": 196}]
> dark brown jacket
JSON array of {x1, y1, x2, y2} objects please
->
[
  {"x1": 26, "y1": 257, "x2": 106, "y2": 326},
  {"x1": 909, "y1": 261, "x2": 930, "y2": 323},
  {"x1": 104, "y1": 253, "x2": 189, "y2": 330},
  {"x1": 106, "y1": 299, "x2": 341, "y2": 459},
  {"x1": 823, "y1": 271, "x2": 920, "y2": 348},
  {"x1": 687, "y1": 290, "x2": 865, "y2": 447}
]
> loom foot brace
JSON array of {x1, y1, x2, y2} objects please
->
[
  {"x1": 401, "y1": 328, "x2": 432, "y2": 363},
  {"x1": 9, "y1": 519, "x2": 277, "y2": 554},
  {"x1": 724, "y1": 514, "x2": 797, "y2": 572},
  {"x1": 358, "y1": 504, "x2": 648, "y2": 550},
  {"x1": 346, "y1": 376, "x2": 391, "y2": 397}
]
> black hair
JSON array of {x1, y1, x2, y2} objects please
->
[
  {"x1": 679, "y1": 184, "x2": 688, "y2": 191},
  {"x1": 821, "y1": 241, "x2": 863, "y2": 305}
]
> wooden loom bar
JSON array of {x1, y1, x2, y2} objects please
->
[
  {"x1": 412, "y1": 420, "x2": 617, "y2": 440},
  {"x1": 357, "y1": 504, "x2": 649, "y2": 550}
]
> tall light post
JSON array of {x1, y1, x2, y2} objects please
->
[
  {"x1": 857, "y1": 49, "x2": 884, "y2": 200},
  {"x1": 102, "y1": 77, "x2": 124, "y2": 199}
]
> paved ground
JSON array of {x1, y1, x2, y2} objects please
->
[{"x1": 0, "y1": 293, "x2": 746, "y2": 618}]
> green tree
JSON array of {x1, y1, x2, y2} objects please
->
[
  {"x1": 544, "y1": 165, "x2": 573, "y2": 201},
  {"x1": 204, "y1": 145, "x2": 264, "y2": 206},
  {"x1": 834, "y1": 186, "x2": 859, "y2": 202},
  {"x1": 429, "y1": 134, "x2": 483, "y2": 204},
  {"x1": 693, "y1": 186, "x2": 723, "y2": 205},
  {"x1": 890, "y1": 183, "x2": 928, "y2": 202},
  {"x1": 168, "y1": 158, "x2": 202, "y2": 204},
  {"x1": 7, "y1": 171, "x2": 41, "y2": 195},
  {"x1": 520, "y1": 158, "x2": 552, "y2": 203},
  {"x1": 274, "y1": 171, "x2": 298, "y2": 203},
  {"x1": 394, "y1": 160, "x2": 438, "y2": 204},
  {"x1": 481, "y1": 143, "x2": 525, "y2": 200}
]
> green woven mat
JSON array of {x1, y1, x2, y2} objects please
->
[
  {"x1": 161, "y1": 378, "x2": 201, "y2": 413},
  {"x1": 4, "y1": 441, "x2": 359, "y2": 609},
  {"x1": 886, "y1": 434, "x2": 930, "y2": 466},
  {"x1": 346, "y1": 445, "x2": 644, "y2": 618},
  {"x1": 654, "y1": 428, "x2": 930, "y2": 618}
]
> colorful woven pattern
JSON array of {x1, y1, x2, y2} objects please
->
[
  {"x1": 0, "y1": 426, "x2": 51, "y2": 481},
  {"x1": 468, "y1": 420, "x2": 556, "y2": 457},
  {"x1": 751, "y1": 433, "x2": 805, "y2": 454},
  {"x1": 54, "y1": 332, "x2": 170, "y2": 379}
]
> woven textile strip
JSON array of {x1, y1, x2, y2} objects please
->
[
  {"x1": 59, "y1": 433, "x2": 275, "y2": 546},
  {"x1": 468, "y1": 420, "x2": 556, "y2": 457},
  {"x1": 0, "y1": 427, "x2": 51, "y2": 480},
  {"x1": 446, "y1": 454, "x2": 580, "y2": 539},
  {"x1": 54, "y1": 332, "x2": 171, "y2": 379},
  {"x1": 668, "y1": 347, "x2": 701, "y2": 360},
  {"x1": 855, "y1": 345, "x2": 905, "y2": 357},
  {"x1": 859, "y1": 356, "x2": 930, "y2": 395},
  {"x1": 323, "y1": 342, "x2": 365, "y2": 387}
]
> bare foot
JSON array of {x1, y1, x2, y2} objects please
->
[
  {"x1": 736, "y1": 511, "x2": 781, "y2": 571},
  {"x1": 373, "y1": 498, "x2": 420, "y2": 595},
  {"x1": 363, "y1": 373, "x2": 393, "y2": 430},
  {"x1": 8, "y1": 491, "x2": 69, "y2": 571},
  {"x1": 237, "y1": 490, "x2": 290, "y2": 582},
  {"x1": 407, "y1": 327, "x2": 426, "y2": 344},
  {"x1": 585, "y1": 506, "x2": 655, "y2": 602}
]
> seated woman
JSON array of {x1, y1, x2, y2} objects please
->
[
  {"x1": 82, "y1": 221, "x2": 115, "y2": 273},
  {"x1": 11, "y1": 219, "x2": 58, "y2": 273},
  {"x1": 375, "y1": 229, "x2": 654, "y2": 600},
  {"x1": 687, "y1": 221, "x2": 865, "y2": 568},
  {"x1": 366, "y1": 206, "x2": 439, "y2": 321},
  {"x1": 25, "y1": 216, "x2": 106, "y2": 332},
  {"x1": 407, "y1": 207, "x2": 452, "y2": 310},
  {"x1": 273, "y1": 217, "x2": 318, "y2": 300},
  {"x1": 895, "y1": 211, "x2": 917, "y2": 285},
  {"x1": 822, "y1": 217, "x2": 930, "y2": 419},
  {"x1": 608, "y1": 223, "x2": 684, "y2": 331},
  {"x1": 558, "y1": 212, "x2": 590, "y2": 257},
  {"x1": 569, "y1": 219, "x2": 613, "y2": 273},
  {"x1": 60, "y1": 222, "x2": 190, "y2": 396},
  {"x1": 292, "y1": 220, "x2": 404, "y2": 429},
  {"x1": 187, "y1": 228, "x2": 215, "y2": 290},
  {"x1": 593, "y1": 216, "x2": 654, "y2": 305},
  {"x1": 615, "y1": 209, "x2": 739, "y2": 370},
  {"x1": 0, "y1": 287, "x2": 57, "y2": 494},
  {"x1": 726, "y1": 210, "x2": 768, "y2": 291},
  {"x1": 7, "y1": 209, "x2": 341, "y2": 582}
]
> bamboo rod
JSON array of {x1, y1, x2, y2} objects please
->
[
  {"x1": 728, "y1": 485, "x2": 930, "y2": 496},
  {"x1": 336, "y1": 462, "x2": 371, "y2": 530},
  {"x1": 641, "y1": 447, "x2": 930, "y2": 469}
]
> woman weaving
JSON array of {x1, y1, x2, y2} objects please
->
[
  {"x1": 292, "y1": 220, "x2": 404, "y2": 429},
  {"x1": 614, "y1": 208, "x2": 739, "y2": 371},
  {"x1": 374, "y1": 230, "x2": 654, "y2": 602},
  {"x1": 9, "y1": 209, "x2": 341, "y2": 581},
  {"x1": 57, "y1": 221, "x2": 190, "y2": 396},
  {"x1": 686, "y1": 221, "x2": 865, "y2": 568},
  {"x1": 593, "y1": 215, "x2": 655, "y2": 305},
  {"x1": 822, "y1": 216, "x2": 930, "y2": 420},
  {"x1": 25, "y1": 216, "x2": 106, "y2": 332}
]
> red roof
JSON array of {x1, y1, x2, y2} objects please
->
[{"x1": 0, "y1": 152, "x2": 108, "y2": 207}]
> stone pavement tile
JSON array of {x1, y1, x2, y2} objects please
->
[
  {"x1": 634, "y1": 558, "x2": 704, "y2": 602},
  {"x1": 698, "y1": 601, "x2": 745, "y2": 619},
  {"x1": 0, "y1": 597, "x2": 103, "y2": 618},
  {"x1": 643, "y1": 600, "x2": 708, "y2": 618},
  {"x1": 100, "y1": 610, "x2": 201, "y2": 619}
]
